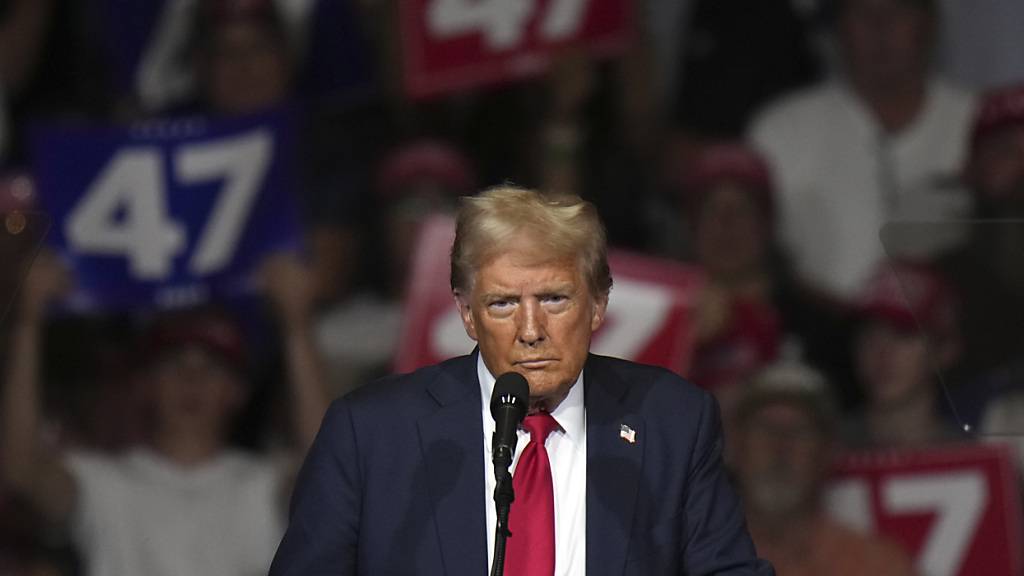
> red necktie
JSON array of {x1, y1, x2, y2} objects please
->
[{"x1": 505, "y1": 412, "x2": 559, "y2": 576}]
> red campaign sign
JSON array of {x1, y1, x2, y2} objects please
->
[
  {"x1": 394, "y1": 215, "x2": 702, "y2": 374},
  {"x1": 400, "y1": 0, "x2": 633, "y2": 98},
  {"x1": 824, "y1": 443, "x2": 1023, "y2": 576}
]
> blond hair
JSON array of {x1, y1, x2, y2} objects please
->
[{"x1": 450, "y1": 185, "x2": 612, "y2": 298}]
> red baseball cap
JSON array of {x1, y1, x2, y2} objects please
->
[
  {"x1": 970, "y1": 83, "x2": 1024, "y2": 150},
  {"x1": 856, "y1": 260, "x2": 957, "y2": 337},
  {"x1": 674, "y1": 143, "x2": 775, "y2": 220},
  {"x1": 376, "y1": 140, "x2": 476, "y2": 199},
  {"x1": 143, "y1": 308, "x2": 247, "y2": 374}
]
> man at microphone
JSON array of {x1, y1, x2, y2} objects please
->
[{"x1": 271, "y1": 186, "x2": 773, "y2": 575}]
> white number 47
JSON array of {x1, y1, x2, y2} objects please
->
[
  {"x1": 66, "y1": 129, "x2": 272, "y2": 280},
  {"x1": 427, "y1": 0, "x2": 590, "y2": 51}
]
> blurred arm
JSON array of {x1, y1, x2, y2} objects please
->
[
  {"x1": 308, "y1": 226, "x2": 358, "y2": 304},
  {"x1": 0, "y1": 250, "x2": 76, "y2": 525},
  {"x1": 260, "y1": 252, "x2": 330, "y2": 455}
]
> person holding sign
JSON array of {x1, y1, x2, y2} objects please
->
[
  {"x1": 0, "y1": 252, "x2": 329, "y2": 576},
  {"x1": 271, "y1": 186, "x2": 773, "y2": 575}
]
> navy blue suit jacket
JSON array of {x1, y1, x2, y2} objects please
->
[{"x1": 270, "y1": 353, "x2": 773, "y2": 575}]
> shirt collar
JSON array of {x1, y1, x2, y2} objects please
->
[{"x1": 477, "y1": 353, "x2": 585, "y2": 444}]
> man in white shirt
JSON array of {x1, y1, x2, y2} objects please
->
[{"x1": 749, "y1": 0, "x2": 975, "y2": 300}]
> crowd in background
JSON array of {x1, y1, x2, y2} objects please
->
[{"x1": 1, "y1": 0, "x2": 1023, "y2": 574}]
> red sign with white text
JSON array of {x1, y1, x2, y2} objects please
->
[
  {"x1": 825, "y1": 444, "x2": 1022, "y2": 576},
  {"x1": 400, "y1": 0, "x2": 633, "y2": 98},
  {"x1": 394, "y1": 215, "x2": 702, "y2": 374}
]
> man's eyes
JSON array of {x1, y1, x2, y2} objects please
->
[{"x1": 484, "y1": 294, "x2": 570, "y2": 310}]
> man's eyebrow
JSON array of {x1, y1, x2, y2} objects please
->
[
  {"x1": 480, "y1": 291, "x2": 519, "y2": 301},
  {"x1": 537, "y1": 283, "x2": 576, "y2": 295}
]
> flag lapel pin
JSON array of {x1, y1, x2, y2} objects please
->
[{"x1": 619, "y1": 424, "x2": 636, "y2": 444}]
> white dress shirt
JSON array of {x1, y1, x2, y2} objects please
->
[{"x1": 479, "y1": 355, "x2": 587, "y2": 575}]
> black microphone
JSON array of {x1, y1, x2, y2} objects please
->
[
  {"x1": 490, "y1": 372, "x2": 529, "y2": 480},
  {"x1": 489, "y1": 372, "x2": 528, "y2": 576}
]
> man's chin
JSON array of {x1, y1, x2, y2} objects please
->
[{"x1": 525, "y1": 377, "x2": 576, "y2": 411}]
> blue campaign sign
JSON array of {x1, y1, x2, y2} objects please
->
[{"x1": 30, "y1": 109, "x2": 303, "y2": 311}]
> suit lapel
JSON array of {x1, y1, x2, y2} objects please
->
[
  {"x1": 417, "y1": 354, "x2": 488, "y2": 576},
  {"x1": 585, "y1": 355, "x2": 644, "y2": 575}
]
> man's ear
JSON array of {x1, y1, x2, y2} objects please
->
[
  {"x1": 454, "y1": 291, "x2": 478, "y2": 341},
  {"x1": 590, "y1": 293, "x2": 609, "y2": 332}
]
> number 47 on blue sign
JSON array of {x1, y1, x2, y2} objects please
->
[{"x1": 31, "y1": 112, "x2": 302, "y2": 311}]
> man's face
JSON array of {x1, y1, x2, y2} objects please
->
[
  {"x1": 151, "y1": 346, "x2": 245, "y2": 436},
  {"x1": 855, "y1": 320, "x2": 932, "y2": 409},
  {"x1": 735, "y1": 401, "x2": 828, "y2": 517},
  {"x1": 456, "y1": 242, "x2": 607, "y2": 410},
  {"x1": 839, "y1": 0, "x2": 931, "y2": 90},
  {"x1": 205, "y1": 22, "x2": 290, "y2": 115},
  {"x1": 694, "y1": 183, "x2": 769, "y2": 283}
]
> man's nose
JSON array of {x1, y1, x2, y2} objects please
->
[{"x1": 517, "y1": 300, "x2": 546, "y2": 346}]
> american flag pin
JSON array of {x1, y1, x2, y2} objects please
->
[{"x1": 619, "y1": 424, "x2": 636, "y2": 444}]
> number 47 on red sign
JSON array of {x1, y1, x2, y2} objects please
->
[{"x1": 427, "y1": 0, "x2": 590, "y2": 51}]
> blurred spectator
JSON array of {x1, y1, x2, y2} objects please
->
[
  {"x1": 844, "y1": 260, "x2": 963, "y2": 448},
  {"x1": 678, "y1": 144, "x2": 781, "y2": 406},
  {"x1": 675, "y1": 143, "x2": 856, "y2": 412},
  {"x1": 190, "y1": 0, "x2": 361, "y2": 303},
  {"x1": 935, "y1": 83, "x2": 1024, "y2": 464},
  {"x1": 936, "y1": 84, "x2": 1024, "y2": 384},
  {"x1": 749, "y1": 0, "x2": 974, "y2": 301},
  {"x1": 733, "y1": 354, "x2": 916, "y2": 576},
  {"x1": 315, "y1": 139, "x2": 473, "y2": 395},
  {"x1": 0, "y1": 252, "x2": 328, "y2": 576},
  {"x1": 193, "y1": 0, "x2": 292, "y2": 117},
  {"x1": 130, "y1": 0, "x2": 369, "y2": 114}
]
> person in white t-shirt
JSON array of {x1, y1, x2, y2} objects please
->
[
  {"x1": 0, "y1": 252, "x2": 329, "y2": 576},
  {"x1": 749, "y1": 0, "x2": 975, "y2": 301}
]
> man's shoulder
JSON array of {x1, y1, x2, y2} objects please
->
[
  {"x1": 325, "y1": 354, "x2": 476, "y2": 421},
  {"x1": 586, "y1": 354, "x2": 709, "y2": 406}
]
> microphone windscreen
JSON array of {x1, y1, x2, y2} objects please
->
[{"x1": 490, "y1": 372, "x2": 529, "y2": 421}]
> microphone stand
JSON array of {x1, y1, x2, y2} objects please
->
[{"x1": 490, "y1": 450, "x2": 515, "y2": 576}]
